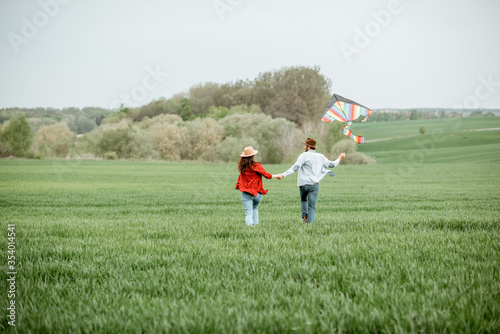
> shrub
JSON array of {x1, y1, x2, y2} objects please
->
[
  {"x1": 216, "y1": 136, "x2": 258, "y2": 163},
  {"x1": 207, "y1": 106, "x2": 230, "y2": 120},
  {"x1": 186, "y1": 118, "x2": 224, "y2": 161},
  {"x1": 137, "y1": 114, "x2": 183, "y2": 130},
  {"x1": 96, "y1": 128, "x2": 134, "y2": 158},
  {"x1": 0, "y1": 141, "x2": 12, "y2": 157},
  {"x1": 419, "y1": 125, "x2": 426, "y2": 135},
  {"x1": 33, "y1": 122, "x2": 76, "y2": 158},
  {"x1": 75, "y1": 116, "x2": 96, "y2": 134},
  {"x1": 0, "y1": 115, "x2": 33, "y2": 157},
  {"x1": 126, "y1": 130, "x2": 157, "y2": 160},
  {"x1": 149, "y1": 123, "x2": 188, "y2": 161},
  {"x1": 342, "y1": 152, "x2": 376, "y2": 165},
  {"x1": 330, "y1": 139, "x2": 358, "y2": 155},
  {"x1": 330, "y1": 139, "x2": 376, "y2": 165},
  {"x1": 105, "y1": 151, "x2": 118, "y2": 160}
]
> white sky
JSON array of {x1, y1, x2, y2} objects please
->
[{"x1": 1, "y1": 0, "x2": 500, "y2": 110}]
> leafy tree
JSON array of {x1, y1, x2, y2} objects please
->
[
  {"x1": 217, "y1": 80, "x2": 253, "y2": 107},
  {"x1": 216, "y1": 136, "x2": 258, "y2": 163},
  {"x1": 410, "y1": 109, "x2": 423, "y2": 120},
  {"x1": 419, "y1": 126, "x2": 426, "y2": 135},
  {"x1": 323, "y1": 121, "x2": 345, "y2": 150},
  {"x1": 189, "y1": 82, "x2": 220, "y2": 116},
  {"x1": 187, "y1": 118, "x2": 223, "y2": 161},
  {"x1": 133, "y1": 99, "x2": 169, "y2": 122},
  {"x1": 149, "y1": 123, "x2": 187, "y2": 160},
  {"x1": 163, "y1": 94, "x2": 185, "y2": 115},
  {"x1": 27, "y1": 117, "x2": 57, "y2": 132},
  {"x1": 178, "y1": 98, "x2": 193, "y2": 121},
  {"x1": 264, "y1": 91, "x2": 307, "y2": 124},
  {"x1": 95, "y1": 114, "x2": 104, "y2": 126},
  {"x1": 126, "y1": 131, "x2": 157, "y2": 159},
  {"x1": 75, "y1": 116, "x2": 96, "y2": 134},
  {"x1": 207, "y1": 104, "x2": 262, "y2": 121},
  {"x1": 96, "y1": 128, "x2": 134, "y2": 158},
  {"x1": 253, "y1": 66, "x2": 331, "y2": 126},
  {"x1": 228, "y1": 114, "x2": 301, "y2": 163},
  {"x1": 137, "y1": 114, "x2": 183, "y2": 130},
  {"x1": 102, "y1": 108, "x2": 135, "y2": 125},
  {"x1": 207, "y1": 106, "x2": 230, "y2": 120},
  {"x1": 33, "y1": 123, "x2": 76, "y2": 157},
  {"x1": 0, "y1": 115, "x2": 32, "y2": 157}
]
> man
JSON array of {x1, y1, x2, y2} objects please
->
[{"x1": 278, "y1": 138, "x2": 345, "y2": 223}]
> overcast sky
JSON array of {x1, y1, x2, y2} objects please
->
[{"x1": 1, "y1": 0, "x2": 500, "y2": 110}]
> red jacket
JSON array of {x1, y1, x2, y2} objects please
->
[{"x1": 235, "y1": 162, "x2": 273, "y2": 196}]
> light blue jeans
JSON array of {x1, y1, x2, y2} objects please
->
[
  {"x1": 241, "y1": 192, "x2": 263, "y2": 226},
  {"x1": 299, "y1": 183, "x2": 319, "y2": 223}
]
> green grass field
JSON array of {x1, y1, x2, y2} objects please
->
[
  {"x1": 352, "y1": 116, "x2": 500, "y2": 140},
  {"x1": 1, "y1": 120, "x2": 500, "y2": 333}
]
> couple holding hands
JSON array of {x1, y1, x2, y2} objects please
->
[{"x1": 235, "y1": 138, "x2": 346, "y2": 226}]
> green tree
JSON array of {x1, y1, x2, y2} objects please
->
[
  {"x1": 1, "y1": 115, "x2": 33, "y2": 157},
  {"x1": 189, "y1": 82, "x2": 220, "y2": 116},
  {"x1": 96, "y1": 128, "x2": 134, "y2": 158},
  {"x1": 179, "y1": 98, "x2": 193, "y2": 121},
  {"x1": 253, "y1": 66, "x2": 332, "y2": 126},
  {"x1": 75, "y1": 116, "x2": 96, "y2": 134},
  {"x1": 187, "y1": 118, "x2": 223, "y2": 161},
  {"x1": 419, "y1": 125, "x2": 426, "y2": 135},
  {"x1": 33, "y1": 122, "x2": 76, "y2": 157},
  {"x1": 149, "y1": 123, "x2": 187, "y2": 160},
  {"x1": 324, "y1": 121, "x2": 345, "y2": 150},
  {"x1": 410, "y1": 109, "x2": 422, "y2": 120},
  {"x1": 133, "y1": 99, "x2": 169, "y2": 122},
  {"x1": 207, "y1": 105, "x2": 230, "y2": 120},
  {"x1": 469, "y1": 110, "x2": 483, "y2": 117}
]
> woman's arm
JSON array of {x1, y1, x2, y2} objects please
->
[{"x1": 252, "y1": 163, "x2": 274, "y2": 179}]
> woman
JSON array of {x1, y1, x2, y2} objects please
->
[{"x1": 235, "y1": 146, "x2": 279, "y2": 226}]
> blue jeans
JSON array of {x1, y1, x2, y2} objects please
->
[
  {"x1": 299, "y1": 184, "x2": 319, "y2": 223},
  {"x1": 241, "y1": 192, "x2": 263, "y2": 226}
]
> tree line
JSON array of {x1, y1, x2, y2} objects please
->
[
  {"x1": 0, "y1": 106, "x2": 113, "y2": 135},
  {"x1": 0, "y1": 105, "x2": 375, "y2": 165},
  {"x1": 1, "y1": 65, "x2": 497, "y2": 162}
]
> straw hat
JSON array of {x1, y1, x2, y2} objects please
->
[
  {"x1": 240, "y1": 146, "x2": 258, "y2": 157},
  {"x1": 301, "y1": 137, "x2": 318, "y2": 148}
]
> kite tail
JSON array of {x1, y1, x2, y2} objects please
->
[{"x1": 343, "y1": 122, "x2": 364, "y2": 144}]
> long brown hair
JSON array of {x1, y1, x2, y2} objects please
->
[{"x1": 238, "y1": 156, "x2": 255, "y2": 173}]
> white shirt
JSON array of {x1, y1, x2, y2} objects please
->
[{"x1": 282, "y1": 150, "x2": 340, "y2": 186}]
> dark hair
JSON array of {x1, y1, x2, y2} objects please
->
[{"x1": 238, "y1": 156, "x2": 255, "y2": 173}]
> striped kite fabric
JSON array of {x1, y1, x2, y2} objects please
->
[{"x1": 321, "y1": 94, "x2": 372, "y2": 143}]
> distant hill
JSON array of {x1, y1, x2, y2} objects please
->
[{"x1": 357, "y1": 117, "x2": 500, "y2": 164}]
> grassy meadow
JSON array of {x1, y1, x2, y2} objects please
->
[{"x1": 1, "y1": 118, "x2": 499, "y2": 333}]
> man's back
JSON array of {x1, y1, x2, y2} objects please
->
[{"x1": 283, "y1": 150, "x2": 337, "y2": 186}]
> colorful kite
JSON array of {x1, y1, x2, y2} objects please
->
[{"x1": 321, "y1": 94, "x2": 372, "y2": 143}]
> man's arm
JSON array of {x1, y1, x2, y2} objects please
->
[
  {"x1": 324, "y1": 153, "x2": 346, "y2": 168},
  {"x1": 278, "y1": 154, "x2": 304, "y2": 180},
  {"x1": 324, "y1": 153, "x2": 345, "y2": 168}
]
